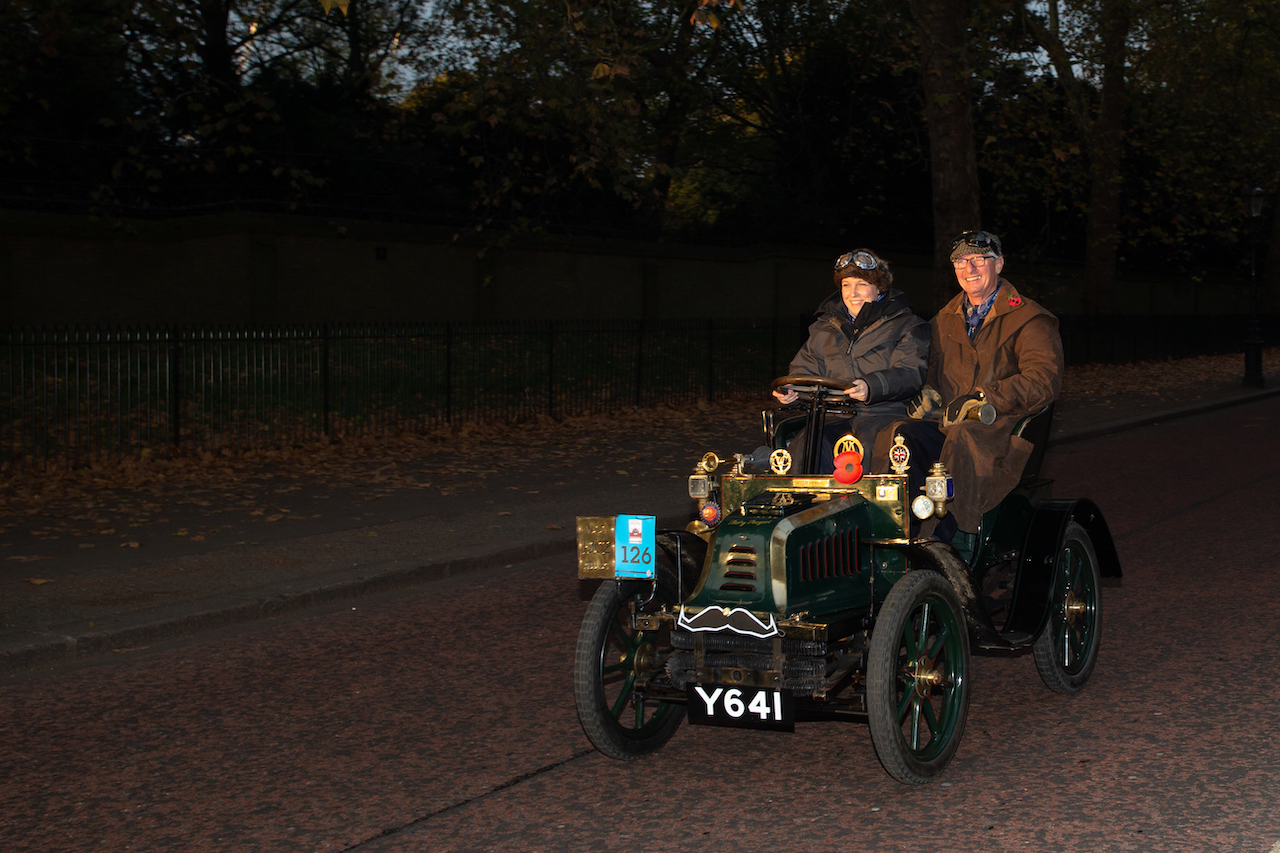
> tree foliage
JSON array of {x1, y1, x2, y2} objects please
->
[{"x1": 3, "y1": 0, "x2": 1280, "y2": 308}]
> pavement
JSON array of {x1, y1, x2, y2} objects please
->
[{"x1": 4, "y1": 356, "x2": 1280, "y2": 675}]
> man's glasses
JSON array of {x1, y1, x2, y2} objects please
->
[
  {"x1": 835, "y1": 251, "x2": 878, "y2": 271},
  {"x1": 952, "y1": 255, "x2": 997, "y2": 269}
]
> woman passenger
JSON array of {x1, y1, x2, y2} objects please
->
[{"x1": 772, "y1": 249, "x2": 929, "y2": 473}]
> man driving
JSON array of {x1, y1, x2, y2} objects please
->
[{"x1": 886, "y1": 230, "x2": 1064, "y2": 547}]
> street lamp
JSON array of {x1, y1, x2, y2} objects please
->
[{"x1": 1243, "y1": 183, "x2": 1265, "y2": 388}]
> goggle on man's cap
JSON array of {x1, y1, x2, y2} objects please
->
[{"x1": 949, "y1": 230, "x2": 1003, "y2": 262}]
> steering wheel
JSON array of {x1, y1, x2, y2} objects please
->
[
  {"x1": 771, "y1": 374, "x2": 853, "y2": 403},
  {"x1": 770, "y1": 375, "x2": 857, "y2": 475}
]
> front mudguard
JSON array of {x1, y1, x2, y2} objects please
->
[
  {"x1": 657, "y1": 530, "x2": 708, "y2": 599},
  {"x1": 904, "y1": 540, "x2": 1013, "y2": 650}
]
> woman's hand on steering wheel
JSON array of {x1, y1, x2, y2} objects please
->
[{"x1": 771, "y1": 374, "x2": 866, "y2": 405}]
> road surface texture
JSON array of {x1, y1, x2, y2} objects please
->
[{"x1": 2, "y1": 395, "x2": 1279, "y2": 852}]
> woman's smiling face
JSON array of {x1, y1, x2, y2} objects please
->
[{"x1": 841, "y1": 277, "x2": 879, "y2": 317}]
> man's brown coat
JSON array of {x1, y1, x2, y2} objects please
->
[{"x1": 927, "y1": 278, "x2": 1064, "y2": 530}]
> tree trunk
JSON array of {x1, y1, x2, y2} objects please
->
[
  {"x1": 342, "y1": 0, "x2": 374, "y2": 99},
  {"x1": 640, "y1": 5, "x2": 700, "y2": 234},
  {"x1": 910, "y1": 0, "x2": 981, "y2": 315},
  {"x1": 1022, "y1": 0, "x2": 1131, "y2": 316},
  {"x1": 197, "y1": 0, "x2": 238, "y2": 92},
  {"x1": 1081, "y1": 0, "x2": 1130, "y2": 315}
]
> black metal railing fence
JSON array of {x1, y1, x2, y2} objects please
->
[
  {"x1": 0, "y1": 319, "x2": 810, "y2": 470},
  {"x1": 2, "y1": 314, "x2": 1271, "y2": 471}
]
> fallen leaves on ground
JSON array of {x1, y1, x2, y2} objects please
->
[
  {"x1": 1, "y1": 349, "x2": 1275, "y2": 531},
  {"x1": 1060, "y1": 347, "x2": 1280, "y2": 398}
]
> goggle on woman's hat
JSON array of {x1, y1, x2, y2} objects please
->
[
  {"x1": 833, "y1": 249, "x2": 893, "y2": 290},
  {"x1": 948, "y1": 230, "x2": 1003, "y2": 262}
]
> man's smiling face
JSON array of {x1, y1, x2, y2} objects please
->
[{"x1": 953, "y1": 253, "x2": 1004, "y2": 305}]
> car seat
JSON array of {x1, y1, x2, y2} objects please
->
[{"x1": 1012, "y1": 403, "x2": 1055, "y2": 482}]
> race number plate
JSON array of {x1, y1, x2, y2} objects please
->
[
  {"x1": 686, "y1": 685, "x2": 795, "y2": 732},
  {"x1": 613, "y1": 514, "x2": 655, "y2": 579}
]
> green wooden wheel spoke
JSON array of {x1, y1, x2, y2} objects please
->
[
  {"x1": 915, "y1": 602, "x2": 933, "y2": 654},
  {"x1": 609, "y1": 670, "x2": 637, "y2": 720},
  {"x1": 608, "y1": 620, "x2": 635, "y2": 649},
  {"x1": 602, "y1": 660, "x2": 630, "y2": 675},
  {"x1": 900, "y1": 623, "x2": 919, "y2": 659},
  {"x1": 927, "y1": 622, "x2": 949, "y2": 661},
  {"x1": 919, "y1": 692, "x2": 941, "y2": 739},
  {"x1": 909, "y1": 697, "x2": 924, "y2": 750},
  {"x1": 1067, "y1": 622, "x2": 1085, "y2": 664},
  {"x1": 901, "y1": 620, "x2": 923, "y2": 660},
  {"x1": 1072, "y1": 547, "x2": 1085, "y2": 586},
  {"x1": 896, "y1": 679, "x2": 915, "y2": 721}
]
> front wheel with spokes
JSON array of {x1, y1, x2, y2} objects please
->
[
  {"x1": 573, "y1": 571, "x2": 684, "y2": 760},
  {"x1": 867, "y1": 569, "x2": 971, "y2": 785}
]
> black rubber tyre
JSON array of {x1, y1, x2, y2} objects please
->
[
  {"x1": 1033, "y1": 521, "x2": 1102, "y2": 694},
  {"x1": 867, "y1": 569, "x2": 972, "y2": 785},
  {"x1": 573, "y1": 564, "x2": 684, "y2": 760}
]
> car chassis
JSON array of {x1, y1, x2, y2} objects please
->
[{"x1": 573, "y1": 376, "x2": 1121, "y2": 784}]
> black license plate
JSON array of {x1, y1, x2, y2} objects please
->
[{"x1": 686, "y1": 684, "x2": 794, "y2": 732}]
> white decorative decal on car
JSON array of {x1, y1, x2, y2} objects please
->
[{"x1": 677, "y1": 605, "x2": 779, "y2": 638}]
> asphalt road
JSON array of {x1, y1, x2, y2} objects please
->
[{"x1": 2, "y1": 396, "x2": 1279, "y2": 853}]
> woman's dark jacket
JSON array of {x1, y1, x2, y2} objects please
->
[{"x1": 787, "y1": 287, "x2": 930, "y2": 417}]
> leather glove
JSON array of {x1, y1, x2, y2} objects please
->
[
  {"x1": 943, "y1": 393, "x2": 984, "y2": 427},
  {"x1": 740, "y1": 445, "x2": 773, "y2": 474},
  {"x1": 907, "y1": 386, "x2": 943, "y2": 420}
]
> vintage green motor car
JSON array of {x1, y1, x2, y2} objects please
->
[{"x1": 572, "y1": 376, "x2": 1122, "y2": 784}]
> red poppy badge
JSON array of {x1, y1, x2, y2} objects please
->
[{"x1": 1008, "y1": 296, "x2": 1022, "y2": 308}]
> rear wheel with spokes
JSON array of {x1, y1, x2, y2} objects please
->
[{"x1": 1033, "y1": 521, "x2": 1102, "y2": 694}]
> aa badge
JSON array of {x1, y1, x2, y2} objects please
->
[{"x1": 833, "y1": 434, "x2": 864, "y2": 463}]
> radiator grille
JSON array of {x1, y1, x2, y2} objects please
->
[
  {"x1": 722, "y1": 544, "x2": 757, "y2": 590},
  {"x1": 797, "y1": 527, "x2": 860, "y2": 582}
]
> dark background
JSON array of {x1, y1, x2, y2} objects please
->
[{"x1": 3, "y1": 0, "x2": 1280, "y2": 323}]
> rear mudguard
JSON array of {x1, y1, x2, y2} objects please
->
[{"x1": 1004, "y1": 498, "x2": 1121, "y2": 640}]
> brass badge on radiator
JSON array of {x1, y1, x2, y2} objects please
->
[
  {"x1": 833, "y1": 433, "x2": 863, "y2": 459},
  {"x1": 889, "y1": 434, "x2": 911, "y2": 474}
]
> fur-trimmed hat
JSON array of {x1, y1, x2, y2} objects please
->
[
  {"x1": 833, "y1": 249, "x2": 893, "y2": 291},
  {"x1": 948, "y1": 230, "x2": 1003, "y2": 262}
]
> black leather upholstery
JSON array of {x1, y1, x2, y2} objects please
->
[{"x1": 1012, "y1": 403, "x2": 1054, "y2": 481}]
